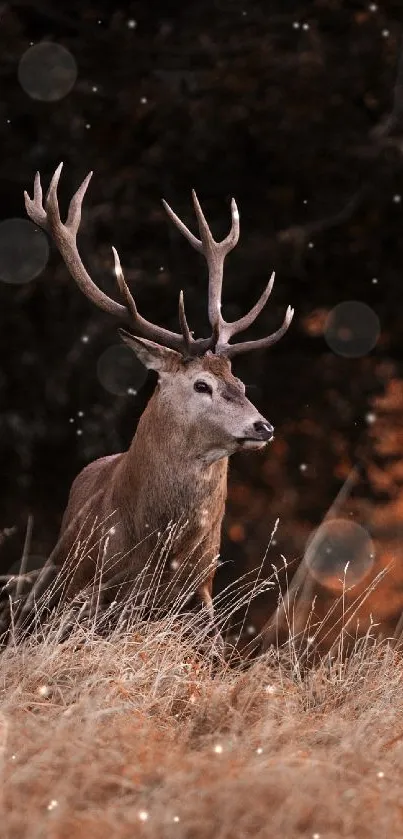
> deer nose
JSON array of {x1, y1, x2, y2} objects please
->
[{"x1": 253, "y1": 420, "x2": 274, "y2": 439}]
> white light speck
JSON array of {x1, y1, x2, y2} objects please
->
[
  {"x1": 85, "y1": 123, "x2": 91, "y2": 129},
  {"x1": 127, "y1": 387, "x2": 137, "y2": 395},
  {"x1": 47, "y1": 799, "x2": 58, "y2": 811},
  {"x1": 159, "y1": 265, "x2": 164, "y2": 271},
  {"x1": 76, "y1": 429, "x2": 83, "y2": 436},
  {"x1": 171, "y1": 559, "x2": 179, "y2": 570},
  {"x1": 302, "y1": 22, "x2": 310, "y2": 30},
  {"x1": 265, "y1": 684, "x2": 276, "y2": 694},
  {"x1": 312, "y1": 834, "x2": 321, "y2": 839},
  {"x1": 140, "y1": 96, "x2": 147, "y2": 104},
  {"x1": 272, "y1": 538, "x2": 277, "y2": 546},
  {"x1": 371, "y1": 277, "x2": 378, "y2": 284},
  {"x1": 382, "y1": 29, "x2": 390, "y2": 37},
  {"x1": 369, "y1": 3, "x2": 378, "y2": 10},
  {"x1": 92, "y1": 85, "x2": 98, "y2": 93},
  {"x1": 366, "y1": 412, "x2": 376, "y2": 424},
  {"x1": 77, "y1": 410, "x2": 84, "y2": 418},
  {"x1": 173, "y1": 815, "x2": 180, "y2": 822},
  {"x1": 307, "y1": 636, "x2": 315, "y2": 645},
  {"x1": 138, "y1": 810, "x2": 149, "y2": 821},
  {"x1": 293, "y1": 21, "x2": 300, "y2": 29},
  {"x1": 256, "y1": 747, "x2": 263, "y2": 754},
  {"x1": 303, "y1": 199, "x2": 308, "y2": 204},
  {"x1": 69, "y1": 417, "x2": 74, "y2": 424},
  {"x1": 11, "y1": 754, "x2": 16, "y2": 760},
  {"x1": 377, "y1": 770, "x2": 385, "y2": 778},
  {"x1": 97, "y1": 19, "x2": 102, "y2": 24},
  {"x1": 308, "y1": 241, "x2": 314, "y2": 248},
  {"x1": 127, "y1": 19, "x2": 137, "y2": 29},
  {"x1": 38, "y1": 684, "x2": 50, "y2": 697},
  {"x1": 299, "y1": 463, "x2": 308, "y2": 472},
  {"x1": 81, "y1": 334, "x2": 89, "y2": 343},
  {"x1": 214, "y1": 744, "x2": 223, "y2": 754},
  {"x1": 393, "y1": 194, "x2": 401, "y2": 203},
  {"x1": 109, "y1": 526, "x2": 116, "y2": 535},
  {"x1": 246, "y1": 625, "x2": 256, "y2": 635},
  {"x1": 6, "y1": 119, "x2": 10, "y2": 124},
  {"x1": 242, "y1": 10, "x2": 247, "y2": 15}
]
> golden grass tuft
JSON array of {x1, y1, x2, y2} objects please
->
[
  {"x1": 1, "y1": 518, "x2": 402, "y2": 838},
  {"x1": 2, "y1": 608, "x2": 403, "y2": 838}
]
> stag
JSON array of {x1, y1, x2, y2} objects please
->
[{"x1": 7, "y1": 164, "x2": 293, "y2": 643}]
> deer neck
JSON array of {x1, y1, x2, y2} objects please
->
[{"x1": 116, "y1": 390, "x2": 228, "y2": 533}]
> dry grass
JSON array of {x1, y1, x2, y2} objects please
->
[
  {"x1": 0, "y1": 517, "x2": 402, "y2": 838},
  {"x1": 1, "y1": 596, "x2": 403, "y2": 839}
]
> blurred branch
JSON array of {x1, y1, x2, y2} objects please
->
[
  {"x1": 276, "y1": 36, "x2": 403, "y2": 269},
  {"x1": 371, "y1": 36, "x2": 403, "y2": 143},
  {"x1": 255, "y1": 467, "x2": 361, "y2": 654},
  {"x1": 353, "y1": 36, "x2": 403, "y2": 159},
  {"x1": 276, "y1": 187, "x2": 368, "y2": 272},
  {"x1": 274, "y1": 36, "x2": 403, "y2": 272}
]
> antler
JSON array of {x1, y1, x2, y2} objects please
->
[
  {"x1": 25, "y1": 165, "x2": 293, "y2": 360},
  {"x1": 162, "y1": 190, "x2": 294, "y2": 358},
  {"x1": 24, "y1": 163, "x2": 212, "y2": 356}
]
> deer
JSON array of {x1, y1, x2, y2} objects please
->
[{"x1": 1, "y1": 163, "x2": 294, "y2": 648}]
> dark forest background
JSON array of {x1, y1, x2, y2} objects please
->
[{"x1": 2, "y1": 0, "x2": 403, "y2": 641}]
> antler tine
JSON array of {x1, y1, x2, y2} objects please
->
[
  {"x1": 161, "y1": 198, "x2": 203, "y2": 252},
  {"x1": 191, "y1": 191, "x2": 240, "y2": 253},
  {"x1": 112, "y1": 246, "x2": 139, "y2": 321},
  {"x1": 44, "y1": 162, "x2": 63, "y2": 227},
  {"x1": 111, "y1": 246, "x2": 187, "y2": 350},
  {"x1": 65, "y1": 170, "x2": 93, "y2": 234},
  {"x1": 218, "y1": 271, "x2": 276, "y2": 343},
  {"x1": 24, "y1": 171, "x2": 47, "y2": 228},
  {"x1": 221, "y1": 305, "x2": 295, "y2": 359},
  {"x1": 178, "y1": 290, "x2": 193, "y2": 353}
]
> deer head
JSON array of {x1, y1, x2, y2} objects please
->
[
  {"x1": 24, "y1": 164, "x2": 293, "y2": 462},
  {"x1": 118, "y1": 337, "x2": 274, "y2": 463}
]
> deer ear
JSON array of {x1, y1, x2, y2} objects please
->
[{"x1": 119, "y1": 330, "x2": 182, "y2": 373}]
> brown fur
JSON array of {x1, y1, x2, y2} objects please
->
[
  {"x1": 31, "y1": 349, "x2": 272, "y2": 633},
  {"x1": 19, "y1": 167, "x2": 292, "y2": 639}
]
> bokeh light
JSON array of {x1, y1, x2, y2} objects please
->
[
  {"x1": 97, "y1": 344, "x2": 148, "y2": 396},
  {"x1": 324, "y1": 301, "x2": 380, "y2": 358},
  {"x1": 304, "y1": 518, "x2": 375, "y2": 591},
  {"x1": 18, "y1": 43, "x2": 77, "y2": 102},
  {"x1": 0, "y1": 219, "x2": 49, "y2": 284}
]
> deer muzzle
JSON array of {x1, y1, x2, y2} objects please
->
[{"x1": 236, "y1": 419, "x2": 274, "y2": 449}]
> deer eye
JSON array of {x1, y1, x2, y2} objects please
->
[{"x1": 194, "y1": 380, "x2": 213, "y2": 395}]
